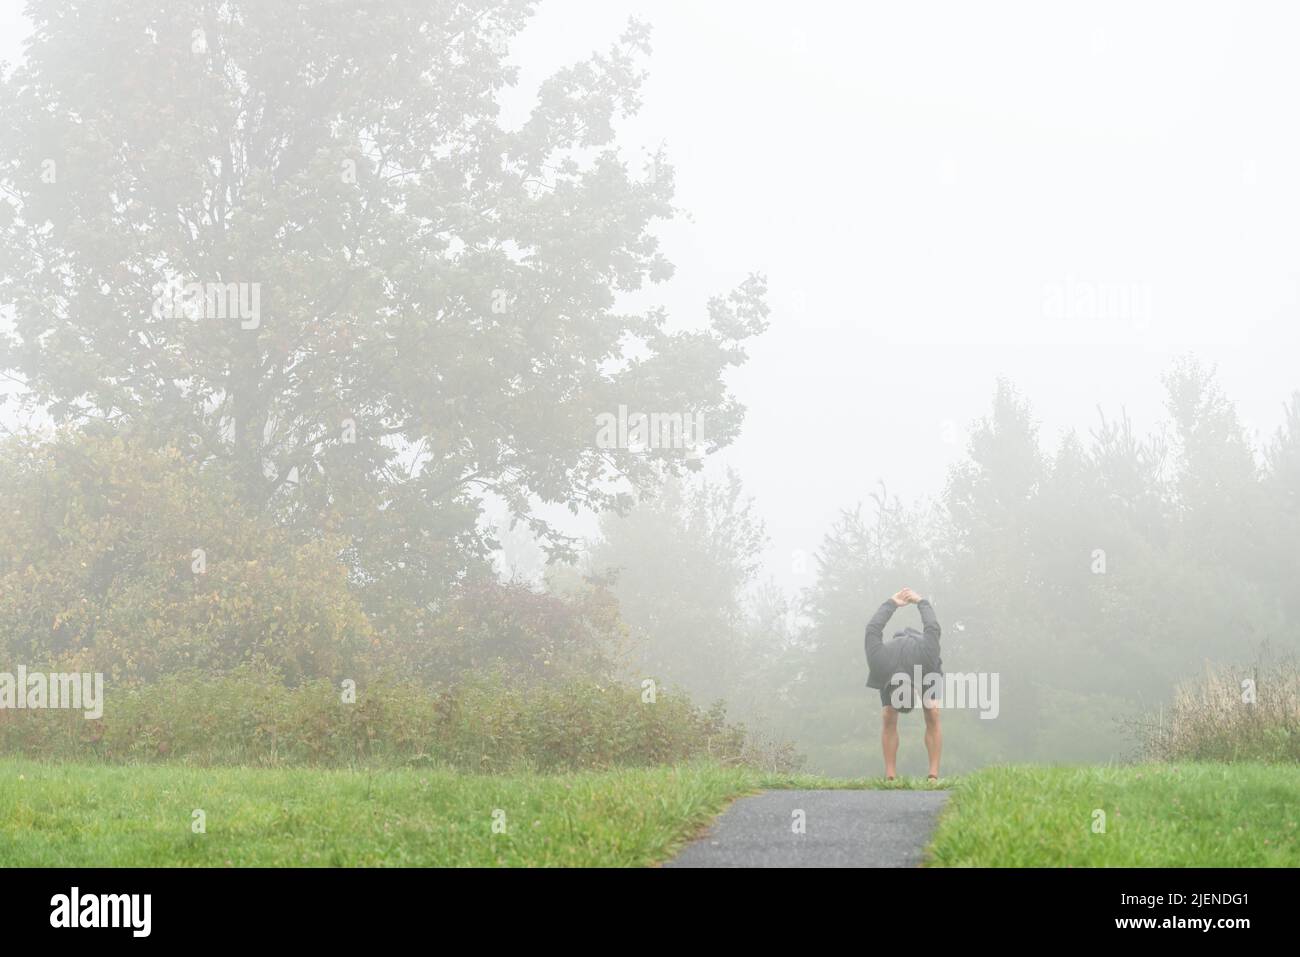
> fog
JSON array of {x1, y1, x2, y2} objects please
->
[
  {"x1": 504, "y1": 1, "x2": 1300, "y2": 590},
  {"x1": 1, "y1": 0, "x2": 1297, "y2": 777}
]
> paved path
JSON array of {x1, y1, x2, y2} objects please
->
[{"x1": 665, "y1": 789, "x2": 949, "y2": 868}]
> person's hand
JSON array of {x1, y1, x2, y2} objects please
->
[
  {"x1": 901, "y1": 587, "x2": 923, "y2": 604},
  {"x1": 890, "y1": 588, "x2": 910, "y2": 607}
]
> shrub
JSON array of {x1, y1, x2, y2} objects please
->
[
  {"x1": 0, "y1": 432, "x2": 374, "y2": 683},
  {"x1": 385, "y1": 577, "x2": 630, "y2": 687},
  {"x1": 1131, "y1": 650, "x2": 1300, "y2": 763},
  {"x1": 0, "y1": 432, "x2": 632, "y2": 687},
  {"x1": 0, "y1": 667, "x2": 801, "y2": 773},
  {"x1": 0, "y1": 431, "x2": 798, "y2": 772}
]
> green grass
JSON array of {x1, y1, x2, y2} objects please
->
[
  {"x1": 0, "y1": 757, "x2": 769, "y2": 866},
  {"x1": 0, "y1": 757, "x2": 943, "y2": 867},
  {"x1": 926, "y1": 762, "x2": 1300, "y2": 867},
  {"x1": 10, "y1": 757, "x2": 1291, "y2": 867}
]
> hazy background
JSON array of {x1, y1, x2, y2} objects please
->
[
  {"x1": 1, "y1": 0, "x2": 1298, "y2": 789},
  {"x1": 4, "y1": 1, "x2": 1299, "y2": 593},
  {"x1": 512, "y1": 0, "x2": 1300, "y2": 590}
]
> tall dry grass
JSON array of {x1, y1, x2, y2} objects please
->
[{"x1": 1133, "y1": 650, "x2": 1300, "y2": 763}]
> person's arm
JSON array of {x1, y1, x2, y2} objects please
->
[
  {"x1": 916, "y1": 598, "x2": 941, "y2": 642},
  {"x1": 865, "y1": 590, "x2": 908, "y2": 660}
]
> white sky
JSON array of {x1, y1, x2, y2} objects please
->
[
  {"x1": 508, "y1": 0, "x2": 1300, "y2": 588},
  {"x1": 4, "y1": 1, "x2": 1298, "y2": 589}
]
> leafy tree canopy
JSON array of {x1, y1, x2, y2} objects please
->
[{"x1": 0, "y1": 0, "x2": 768, "y2": 621}]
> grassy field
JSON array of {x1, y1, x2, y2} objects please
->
[
  {"x1": 3, "y1": 758, "x2": 1294, "y2": 866},
  {"x1": 926, "y1": 762, "x2": 1300, "y2": 867},
  {"x1": 0, "y1": 757, "x2": 947, "y2": 867},
  {"x1": 0, "y1": 758, "x2": 771, "y2": 866}
]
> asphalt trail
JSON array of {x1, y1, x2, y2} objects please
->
[{"x1": 665, "y1": 789, "x2": 950, "y2": 868}]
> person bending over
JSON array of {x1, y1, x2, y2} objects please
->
[{"x1": 864, "y1": 586, "x2": 943, "y2": 781}]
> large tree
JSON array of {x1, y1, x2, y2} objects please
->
[{"x1": 0, "y1": 0, "x2": 767, "y2": 622}]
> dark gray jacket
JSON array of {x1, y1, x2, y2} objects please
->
[{"x1": 864, "y1": 599, "x2": 942, "y2": 689}]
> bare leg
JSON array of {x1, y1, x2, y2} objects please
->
[
  {"x1": 881, "y1": 706, "x2": 900, "y2": 779},
  {"x1": 922, "y1": 702, "x2": 942, "y2": 778}
]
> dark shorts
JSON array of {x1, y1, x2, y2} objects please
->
[{"x1": 879, "y1": 670, "x2": 942, "y2": 713}]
